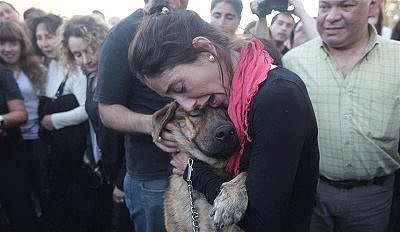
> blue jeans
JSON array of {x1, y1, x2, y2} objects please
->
[{"x1": 124, "y1": 174, "x2": 168, "y2": 232}]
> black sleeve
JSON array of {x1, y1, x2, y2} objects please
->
[
  {"x1": 116, "y1": 157, "x2": 127, "y2": 190},
  {"x1": 183, "y1": 160, "x2": 224, "y2": 204},
  {"x1": 239, "y1": 78, "x2": 311, "y2": 231},
  {"x1": 94, "y1": 31, "x2": 132, "y2": 105},
  {"x1": 3, "y1": 71, "x2": 23, "y2": 101},
  {"x1": 94, "y1": 11, "x2": 143, "y2": 105},
  {"x1": 99, "y1": 125, "x2": 126, "y2": 184}
]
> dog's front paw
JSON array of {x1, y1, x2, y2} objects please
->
[{"x1": 210, "y1": 172, "x2": 248, "y2": 228}]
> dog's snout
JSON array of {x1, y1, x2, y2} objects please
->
[{"x1": 214, "y1": 124, "x2": 236, "y2": 142}]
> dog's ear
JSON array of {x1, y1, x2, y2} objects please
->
[{"x1": 152, "y1": 101, "x2": 179, "y2": 142}]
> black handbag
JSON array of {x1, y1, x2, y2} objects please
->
[{"x1": 38, "y1": 72, "x2": 86, "y2": 148}]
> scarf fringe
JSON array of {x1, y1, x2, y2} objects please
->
[{"x1": 226, "y1": 38, "x2": 273, "y2": 176}]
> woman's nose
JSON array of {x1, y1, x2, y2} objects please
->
[
  {"x1": 41, "y1": 39, "x2": 49, "y2": 47},
  {"x1": 82, "y1": 54, "x2": 89, "y2": 65},
  {"x1": 176, "y1": 97, "x2": 197, "y2": 112},
  {"x1": 217, "y1": 18, "x2": 226, "y2": 27},
  {"x1": 3, "y1": 44, "x2": 12, "y2": 51}
]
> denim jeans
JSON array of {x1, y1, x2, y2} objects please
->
[{"x1": 124, "y1": 174, "x2": 168, "y2": 232}]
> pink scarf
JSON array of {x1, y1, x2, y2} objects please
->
[{"x1": 226, "y1": 38, "x2": 273, "y2": 176}]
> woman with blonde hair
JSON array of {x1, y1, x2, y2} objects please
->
[{"x1": 58, "y1": 15, "x2": 131, "y2": 231}]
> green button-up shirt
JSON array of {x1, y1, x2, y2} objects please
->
[{"x1": 283, "y1": 27, "x2": 400, "y2": 180}]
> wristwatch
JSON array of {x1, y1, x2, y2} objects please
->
[{"x1": 0, "y1": 115, "x2": 4, "y2": 128}]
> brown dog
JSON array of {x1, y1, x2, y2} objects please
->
[{"x1": 153, "y1": 101, "x2": 248, "y2": 232}]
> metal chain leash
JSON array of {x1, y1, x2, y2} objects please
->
[{"x1": 186, "y1": 158, "x2": 200, "y2": 232}]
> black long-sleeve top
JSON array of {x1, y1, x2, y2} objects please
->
[
  {"x1": 184, "y1": 67, "x2": 319, "y2": 231},
  {"x1": 85, "y1": 73, "x2": 125, "y2": 187}
]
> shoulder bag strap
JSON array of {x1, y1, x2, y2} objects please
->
[{"x1": 54, "y1": 71, "x2": 70, "y2": 99}]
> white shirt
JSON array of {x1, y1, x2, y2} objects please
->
[
  {"x1": 382, "y1": 26, "x2": 392, "y2": 39},
  {"x1": 89, "y1": 121, "x2": 101, "y2": 163},
  {"x1": 44, "y1": 60, "x2": 88, "y2": 130},
  {"x1": 14, "y1": 71, "x2": 39, "y2": 140}
]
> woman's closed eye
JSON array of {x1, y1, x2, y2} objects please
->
[
  {"x1": 207, "y1": 94, "x2": 215, "y2": 105},
  {"x1": 172, "y1": 82, "x2": 185, "y2": 94}
]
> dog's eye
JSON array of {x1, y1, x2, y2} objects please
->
[
  {"x1": 189, "y1": 109, "x2": 202, "y2": 117},
  {"x1": 178, "y1": 121, "x2": 186, "y2": 127}
]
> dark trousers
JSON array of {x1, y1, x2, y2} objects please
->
[
  {"x1": 48, "y1": 139, "x2": 85, "y2": 205},
  {"x1": 46, "y1": 135, "x2": 85, "y2": 231},
  {"x1": 25, "y1": 139, "x2": 51, "y2": 214},
  {"x1": 388, "y1": 170, "x2": 400, "y2": 232},
  {"x1": 310, "y1": 175, "x2": 394, "y2": 232},
  {"x1": 0, "y1": 145, "x2": 36, "y2": 232}
]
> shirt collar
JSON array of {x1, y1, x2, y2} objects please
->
[{"x1": 319, "y1": 24, "x2": 380, "y2": 56}]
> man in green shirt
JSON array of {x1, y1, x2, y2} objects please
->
[{"x1": 283, "y1": 0, "x2": 400, "y2": 231}]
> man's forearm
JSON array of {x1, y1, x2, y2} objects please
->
[
  {"x1": 255, "y1": 17, "x2": 272, "y2": 42},
  {"x1": 300, "y1": 16, "x2": 318, "y2": 40},
  {"x1": 293, "y1": 0, "x2": 318, "y2": 40},
  {"x1": 99, "y1": 103, "x2": 152, "y2": 135}
]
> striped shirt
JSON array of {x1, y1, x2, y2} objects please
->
[{"x1": 283, "y1": 27, "x2": 400, "y2": 180}]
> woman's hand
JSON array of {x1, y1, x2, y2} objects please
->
[
  {"x1": 170, "y1": 152, "x2": 190, "y2": 176},
  {"x1": 41, "y1": 115, "x2": 55, "y2": 131},
  {"x1": 152, "y1": 122, "x2": 180, "y2": 153}
]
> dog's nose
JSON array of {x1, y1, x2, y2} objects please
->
[{"x1": 214, "y1": 124, "x2": 236, "y2": 142}]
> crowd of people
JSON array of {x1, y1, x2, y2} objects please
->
[{"x1": 0, "y1": 0, "x2": 400, "y2": 231}]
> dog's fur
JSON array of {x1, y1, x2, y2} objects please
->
[{"x1": 153, "y1": 102, "x2": 248, "y2": 232}]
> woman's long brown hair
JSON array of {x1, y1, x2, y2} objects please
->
[{"x1": 0, "y1": 20, "x2": 44, "y2": 89}]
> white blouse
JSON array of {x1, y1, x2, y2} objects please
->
[
  {"x1": 14, "y1": 71, "x2": 39, "y2": 140},
  {"x1": 44, "y1": 60, "x2": 88, "y2": 130}
]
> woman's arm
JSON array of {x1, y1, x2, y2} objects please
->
[
  {"x1": 0, "y1": 71, "x2": 28, "y2": 134},
  {"x1": 50, "y1": 71, "x2": 88, "y2": 130},
  {"x1": 239, "y1": 76, "x2": 317, "y2": 231},
  {"x1": 183, "y1": 158, "x2": 225, "y2": 204}
]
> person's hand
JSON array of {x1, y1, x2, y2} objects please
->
[
  {"x1": 83, "y1": 152, "x2": 91, "y2": 165},
  {"x1": 0, "y1": 128, "x2": 7, "y2": 138},
  {"x1": 113, "y1": 186, "x2": 125, "y2": 204},
  {"x1": 170, "y1": 152, "x2": 190, "y2": 176},
  {"x1": 289, "y1": 0, "x2": 306, "y2": 18},
  {"x1": 41, "y1": 115, "x2": 54, "y2": 131},
  {"x1": 152, "y1": 122, "x2": 180, "y2": 153},
  {"x1": 250, "y1": 0, "x2": 271, "y2": 18}
]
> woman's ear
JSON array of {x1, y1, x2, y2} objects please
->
[{"x1": 192, "y1": 36, "x2": 218, "y2": 56}]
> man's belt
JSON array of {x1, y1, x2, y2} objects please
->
[{"x1": 319, "y1": 175, "x2": 389, "y2": 189}]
